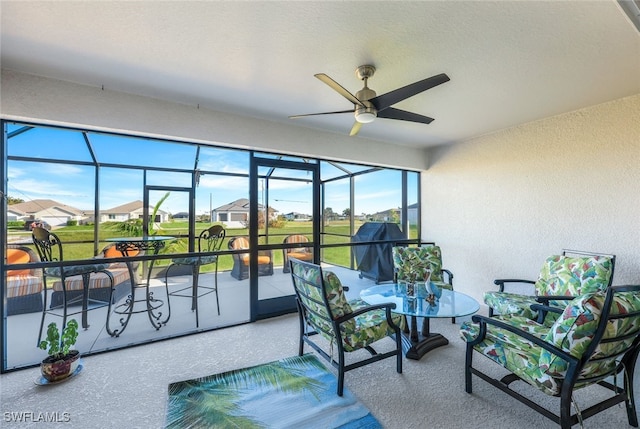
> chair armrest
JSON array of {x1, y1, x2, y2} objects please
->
[
  {"x1": 493, "y1": 278, "x2": 536, "y2": 293},
  {"x1": 336, "y1": 302, "x2": 401, "y2": 333},
  {"x1": 530, "y1": 303, "x2": 564, "y2": 324},
  {"x1": 536, "y1": 295, "x2": 575, "y2": 304},
  {"x1": 337, "y1": 302, "x2": 397, "y2": 321},
  {"x1": 469, "y1": 314, "x2": 576, "y2": 364},
  {"x1": 442, "y1": 268, "x2": 454, "y2": 285}
]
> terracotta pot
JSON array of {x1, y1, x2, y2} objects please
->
[{"x1": 40, "y1": 350, "x2": 81, "y2": 382}]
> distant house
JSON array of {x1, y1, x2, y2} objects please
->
[
  {"x1": 371, "y1": 208, "x2": 400, "y2": 222},
  {"x1": 96, "y1": 200, "x2": 170, "y2": 223},
  {"x1": 407, "y1": 203, "x2": 418, "y2": 225},
  {"x1": 370, "y1": 205, "x2": 418, "y2": 225},
  {"x1": 172, "y1": 212, "x2": 189, "y2": 220},
  {"x1": 7, "y1": 206, "x2": 26, "y2": 222},
  {"x1": 8, "y1": 199, "x2": 85, "y2": 227},
  {"x1": 212, "y1": 198, "x2": 277, "y2": 228},
  {"x1": 284, "y1": 212, "x2": 311, "y2": 221}
]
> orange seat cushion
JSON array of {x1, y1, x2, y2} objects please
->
[
  {"x1": 104, "y1": 245, "x2": 140, "y2": 258},
  {"x1": 288, "y1": 251, "x2": 313, "y2": 261},
  {"x1": 240, "y1": 254, "x2": 271, "y2": 264},
  {"x1": 7, "y1": 249, "x2": 32, "y2": 276}
]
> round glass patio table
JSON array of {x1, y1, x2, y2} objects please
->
[{"x1": 360, "y1": 284, "x2": 479, "y2": 360}]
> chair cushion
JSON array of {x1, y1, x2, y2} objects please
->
[
  {"x1": 52, "y1": 267, "x2": 130, "y2": 291},
  {"x1": 171, "y1": 255, "x2": 217, "y2": 265},
  {"x1": 463, "y1": 290, "x2": 640, "y2": 396},
  {"x1": 534, "y1": 255, "x2": 612, "y2": 297},
  {"x1": 288, "y1": 251, "x2": 312, "y2": 260},
  {"x1": 45, "y1": 262, "x2": 110, "y2": 278},
  {"x1": 340, "y1": 298, "x2": 403, "y2": 352},
  {"x1": 239, "y1": 254, "x2": 271, "y2": 264},
  {"x1": 393, "y1": 246, "x2": 443, "y2": 282},
  {"x1": 102, "y1": 245, "x2": 140, "y2": 269},
  {"x1": 285, "y1": 235, "x2": 309, "y2": 244},
  {"x1": 460, "y1": 315, "x2": 559, "y2": 395},
  {"x1": 230, "y1": 237, "x2": 250, "y2": 250},
  {"x1": 291, "y1": 264, "x2": 352, "y2": 340},
  {"x1": 7, "y1": 248, "x2": 32, "y2": 276},
  {"x1": 483, "y1": 291, "x2": 538, "y2": 320},
  {"x1": 540, "y1": 290, "x2": 640, "y2": 379},
  {"x1": 5, "y1": 274, "x2": 43, "y2": 298}
]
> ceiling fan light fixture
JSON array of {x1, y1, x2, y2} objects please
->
[{"x1": 355, "y1": 107, "x2": 377, "y2": 123}]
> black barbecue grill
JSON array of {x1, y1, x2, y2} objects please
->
[{"x1": 351, "y1": 222, "x2": 404, "y2": 283}]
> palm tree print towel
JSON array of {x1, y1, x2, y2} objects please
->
[{"x1": 165, "y1": 354, "x2": 381, "y2": 429}]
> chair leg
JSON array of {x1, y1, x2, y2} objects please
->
[
  {"x1": 297, "y1": 309, "x2": 305, "y2": 356},
  {"x1": 395, "y1": 327, "x2": 403, "y2": 374},
  {"x1": 464, "y1": 344, "x2": 473, "y2": 394},
  {"x1": 559, "y1": 387, "x2": 573, "y2": 429},
  {"x1": 81, "y1": 273, "x2": 91, "y2": 329},
  {"x1": 624, "y1": 352, "x2": 639, "y2": 426},
  {"x1": 104, "y1": 270, "x2": 115, "y2": 336},
  {"x1": 214, "y1": 261, "x2": 220, "y2": 316},
  {"x1": 191, "y1": 266, "x2": 200, "y2": 328},
  {"x1": 337, "y1": 351, "x2": 345, "y2": 397},
  {"x1": 38, "y1": 277, "x2": 49, "y2": 345}
]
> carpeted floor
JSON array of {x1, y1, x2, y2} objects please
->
[{"x1": 1, "y1": 313, "x2": 639, "y2": 428}]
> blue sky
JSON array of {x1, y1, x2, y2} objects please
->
[{"x1": 6, "y1": 124, "x2": 417, "y2": 216}]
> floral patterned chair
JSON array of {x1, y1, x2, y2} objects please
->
[
  {"x1": 289, "y1": 257, "x2": 403, "y2": 396},
  {"x1": 484, "y1": 250, "x2": 615, "y2": 325},
  {"x1": 461, "y1": 284, "x2": 640, "y2": 429},
  {"x1": 392, "y1": 245, "x2": 455, "y2": 325}
]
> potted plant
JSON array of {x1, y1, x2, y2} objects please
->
[{"x1": 38, "y1": 319, "x2": 81, "y2": 382}]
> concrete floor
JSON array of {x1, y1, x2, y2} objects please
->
[{"x1": 4, "y1": 264, "x2": 378, "y2": 371}]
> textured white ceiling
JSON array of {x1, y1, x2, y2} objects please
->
[{"x1": 1, "y1": 1, "x2": 639, "y2": 148}]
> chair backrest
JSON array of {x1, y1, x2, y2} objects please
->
[
  {"x1": 101, "y1": 243, "x2": 143, "y2": 270},
  {"x1": 539, "y1": 284, "x2": 640, "y2": 383},
  {"x1": 228, "y1": 236, "x2": 272, "y2": 260},
  {"x1": 283, "y1": 234, "x2": 310, "y2": 253},
  {"x1": 289, "y1": 258, "x2": 353, "y2": 341},
  {"x1": 392, "y1": 245, "x2": 443, "y2": 282},
  {"x1": 534, "y1": 252, "x2": 615, "y2": 297},
  {"x1": 6, "y1": 245, "x2": 41, "y2": 276},
  {"x1": 228, "y1": 236, "x2": 249, "y2": 251},
  {"x1": 32, "y1": 226, "x2": 64, "y2": 263},
  {"x1": 199, "y1": 225, "x2": 226, "y2": 253}
]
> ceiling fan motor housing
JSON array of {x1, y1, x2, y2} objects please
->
[{"x1": 355, "y1": 81, "x2": 377, "y2": 123}]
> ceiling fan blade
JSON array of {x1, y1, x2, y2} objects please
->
[
  {"x1": 315, "y1": 73, "x2": 364, "y2": 107},
  {"x1": 289, "y1": 109, "x2": 354, "y2": 119},
  {"x1": 377, "y1": 107, "x2": 435, "y2": 124},
  {"x1": 349, "y1": 121, "x2": 363, "y2": 136},
  {"x1": 369, "y1": 73, "x2": 450, "y2": 111}
]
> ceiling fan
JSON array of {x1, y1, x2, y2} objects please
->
[{"x1": 289, "y1": 65, "x2": 450, "y2": 136}]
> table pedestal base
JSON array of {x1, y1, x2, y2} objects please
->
[
  {"x1": 402, "y1": 332, "x2": 449, "y2": 360},
  {"x1": 402, "y1": 315, "x2": 449, "y2": 360}
]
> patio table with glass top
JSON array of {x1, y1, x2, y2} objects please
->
[
  {"x1": 360, "y1": 283, "x2": 479, "y2": 360},
  {"x1": 104, "y1": 236, "x2": 174, "y2": 336}
]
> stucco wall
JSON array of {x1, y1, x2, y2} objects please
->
[
  {"x1": 0, "y1": 69, "x2": 428, "y2": 170},
  {"x1": 423, "y1": 94, "x2": 640, "y2": 304}
]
